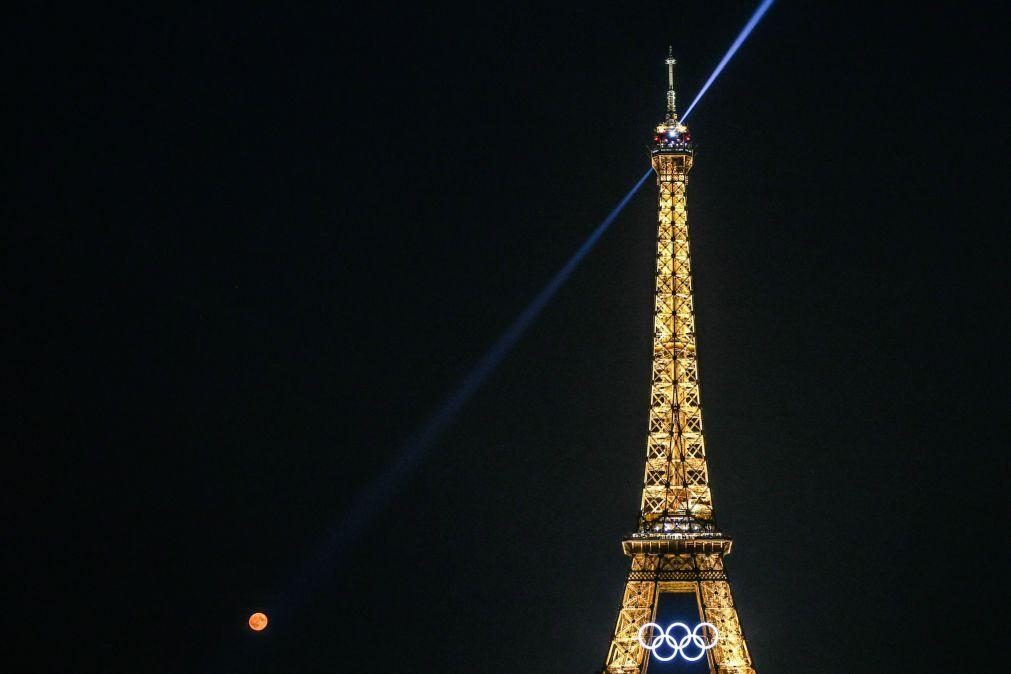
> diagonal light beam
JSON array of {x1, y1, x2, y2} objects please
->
[
  {"x1": 681, "y1": 0, "x2": 777, "y2": 123},
  {"x1": 268, "y1": 168, "x2": 654, "y2": 624},
  {"x1": 268, "y1": 0, "x2": 779, "y2": 625},
  {"x1": 323, "y1": 168, "x2": 653, "y2": 560}
]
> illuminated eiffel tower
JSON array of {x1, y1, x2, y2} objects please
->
[{"x1": 600, "y1": 51, "x2": 757, "y2": 674}]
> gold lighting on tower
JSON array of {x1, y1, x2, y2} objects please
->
[{"x1": 600, "y1": 51, "x2": 757, "y2": 674}]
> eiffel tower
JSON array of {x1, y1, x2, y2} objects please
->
[{"x1": 600, "y1": 51, "x2": 757, "y2": 674}]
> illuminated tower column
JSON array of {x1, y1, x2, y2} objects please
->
[{"x1": 600, "y1": 51, "x2": 756, "y2": 674}]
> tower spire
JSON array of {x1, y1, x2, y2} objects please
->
[
  {"x1": 653, "y1": 48, "x2": 692, "y2": 152},
  {"x1": 665, "y1": 46, "x2": 677, "y2": 122}
]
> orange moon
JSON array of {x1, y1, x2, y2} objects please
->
[{"x1": 248, "y1": 612, "x2": 268, "y2": 631}]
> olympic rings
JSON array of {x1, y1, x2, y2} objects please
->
[{"x1": 636, "y1": 621, "x2": 719, "y2": 662}]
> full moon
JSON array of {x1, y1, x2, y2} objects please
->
[{"x1": 248, "y1": 612, "x2": 268, "y2": 631}]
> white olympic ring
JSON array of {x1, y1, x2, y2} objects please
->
[{"x1": 636, "y1": 621, "x2": 719, "y2": 662}]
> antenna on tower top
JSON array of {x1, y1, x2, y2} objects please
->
[{"x1": 665, "y1": 46, "x2": 678, "y2": 122}]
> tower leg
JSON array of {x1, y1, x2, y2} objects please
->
[
  {"x1": 601, "y1": 554, "x2": 755, "y2": 674},
  {"x1": 602, "y1": 556, "x2": 657, "y2": 673},
  {"x1": 700, "y1": 579, "x2": 754, "y2": 674}
]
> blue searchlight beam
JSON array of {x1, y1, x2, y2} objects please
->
[
  {"x1": 274, "y1": 0, "x2": 778, "y2": 620},
  {"x1": 681, "y1": 0, "x2": 777, "y2": 123},
  {"x1": 272, "y1": 168, "x2": 653, "y2": 620},
  {"x1": 329, "y1": 168, "x2": 653, "y2": 554}
]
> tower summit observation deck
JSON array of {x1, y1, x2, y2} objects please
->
[{"x1": 651, "y1": 49, "x2": 694, "y2": 158}]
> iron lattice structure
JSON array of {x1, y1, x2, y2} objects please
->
[{"x1": 600, "y1": 53, "x2": 756, "y2": 674}]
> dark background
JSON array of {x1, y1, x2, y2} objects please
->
[{"x1": 8, "y1": 2, "x2": 1007, "y2": 672}]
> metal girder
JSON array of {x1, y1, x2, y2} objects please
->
[
  {"x1": 600, "y1": 146, "x2": 756, "y2": 674},
  {"x1": 639, "y1": 153, "x2": 714, "y2": 531}
]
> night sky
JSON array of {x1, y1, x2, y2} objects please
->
[{"x1": 10, "y1": 2, "x2": 1006, "y2": 673}]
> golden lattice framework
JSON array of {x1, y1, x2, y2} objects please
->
[{"x1": 600, "y1": 56, "x2": 756, "y2": 674}]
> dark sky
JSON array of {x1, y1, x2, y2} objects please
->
[{"x1": 9, "y1": 2, "x2": 1007, "y2": 673}]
